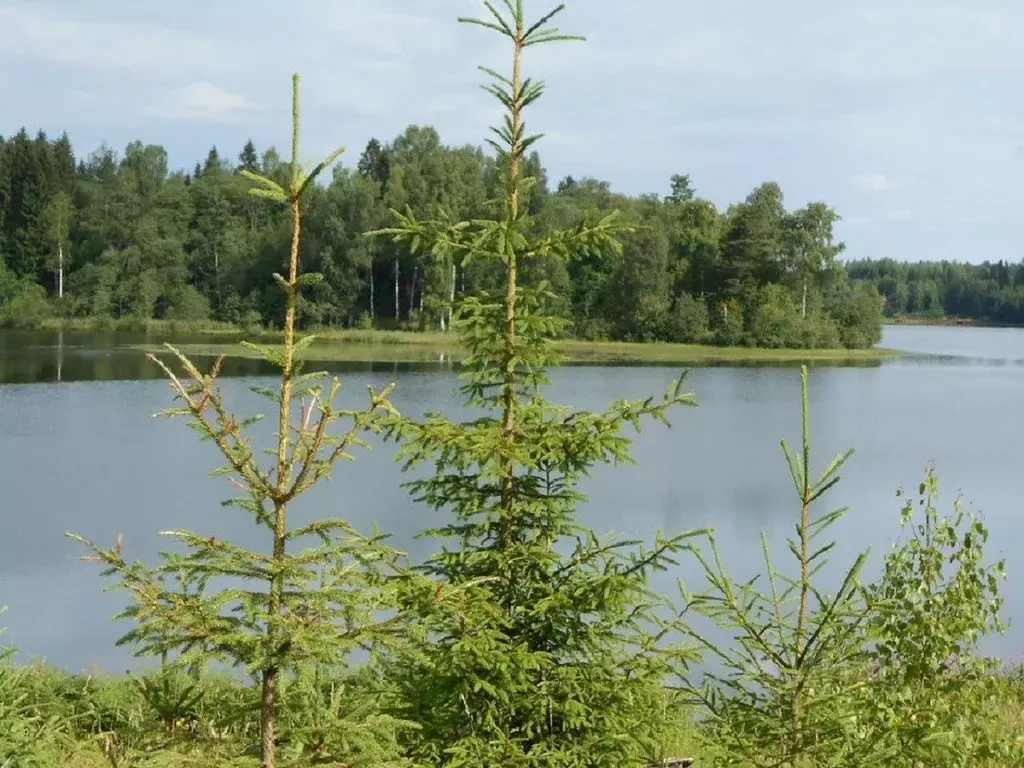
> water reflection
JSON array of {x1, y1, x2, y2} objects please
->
[{"x1": 0, "y1": 330, "x2": 905, "y2": 385}]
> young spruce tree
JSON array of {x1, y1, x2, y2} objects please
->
[
  {"x1": 69, "y1": 75, "x2": 415, "y2": 768},
  {"x1": 372, "y1": 3, "x2": 704, "y2": 766},
  {"x1": 685, "y1": 366, "x2": 891, "y2": 767}
]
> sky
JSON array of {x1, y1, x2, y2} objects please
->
[{"x1": 1, "y1": 0, "x2": 1022, "y2": 264}]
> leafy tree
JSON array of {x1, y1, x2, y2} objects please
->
[
  {"x1": 667, "y1": 173, "x2": 695, "y2": 204},
  {"x1": 372, "y1": 3, "x2": 704, "y2": 765},
  {"x1": 864, "y1": 466, "x2": 1013, "y2": 766},
  {"x1": 718, "y1": 182, "x2": 787, "y2": 302},
  {"x1": 786, "y1": 201, "x2": 845, "y2": 319}
]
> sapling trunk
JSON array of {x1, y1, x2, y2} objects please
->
[
  {"x1": 258, "y1": 76, "x2": 306, "y2": 768},
  {"x1": 498, "y1": 26, "x2": 523, "y2": 532}
]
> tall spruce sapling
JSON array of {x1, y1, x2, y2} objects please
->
[
  {"x1": 371, "y1": 2, "x2": 706, "y2": 766},
  {"x1": 69, "y1": 75, "x2": 415, "y2": 768}
]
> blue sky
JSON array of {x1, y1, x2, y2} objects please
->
[{"x1": 1, "y1": 0, "x2": 1022, "y2": 264}]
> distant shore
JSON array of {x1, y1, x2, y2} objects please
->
[
  {"x1": 883, "y1": 315, "x2": 1019, "y2": 328},
  {"x1": 129, "y1": 329, "x2": 906, "y2": 366},
  {"x1": 9, "y1": 319, "x2": 911, "y2": 365}
]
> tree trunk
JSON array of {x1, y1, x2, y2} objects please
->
[
  {"x1": 449, "y1": 262, "x2": 456, "y2": 330},
  {"x1": 409, "y1": 264, "x2": 418, "y2": 322},
  {"x1": 57, "y1": 243, "x2": 64, "y2": 299},
  {"x1": 261, "y1": 667, "x2": 279, "y2": 768},
  {"x1": 369, "y1": 266, "x2": 375, "y2": 321},
  {"x1": 801, "y1": 279, "x2": 808, "y2": 320},
  {"x1": 214, "y1": 243, "x2": 221, "y2": 311},
  {"x1": 394, "y1": 258, "x2": 400, "y2": 321}
]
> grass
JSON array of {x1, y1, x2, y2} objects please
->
[
  {"x1": 127, "y1": 329, "x2": 909, "y2": 366},
  {"x1": 3, "y1": 659, "x2": 1022, "y2": 767},
  {"x1": 36, "y1": 317, "x2": 246, "y2": 335}
]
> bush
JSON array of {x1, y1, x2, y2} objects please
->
[
  {"x1": 828, "y1": 281, "x2": 884, "y2": 348},
  {"x1": 662, "y1": 293, "x2": 710, "y2": 343},
  {"x1": 748, "y1": 284, "x2": 803, "y2": 348},
  {"x1": 863, "y1": 466, "x2": 1014, "y2": 766},
  {"x1": 711, "y1": 297, "x2": 745, "y2": 345},
  {"x1": 162, "y1": 284, "x2": 212, "y2": 322}
]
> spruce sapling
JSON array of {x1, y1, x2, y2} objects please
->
[
  {"x1": 371, "y1": 3, "x2": 706, "y2": 766},
  {"x1": 69, "y1": 74, "x2": 412, "y2": 768},
  {"x1": 685, "y1": 366, "x2": 896, "y2": 767}
]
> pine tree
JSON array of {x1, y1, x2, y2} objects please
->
[
  {"x1": 69, "y1": 75, "x2": 422, "y2": 768},
  {"x1": 372, "y1": 2, "x2": 704, "y2": 765},
  {"x1": 203, "y1": 146, "x2": 222, "y2": 175},
  {"x1": 239, "y1": 139, "x2": 261, "y2": 174}
]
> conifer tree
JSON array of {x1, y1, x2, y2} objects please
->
[
  {"x1": 372, "y1": 3, "x2": 705, "y2": 765},
  {"x1": 69, "y1": 75, "x2": 416, "y2": 768}
]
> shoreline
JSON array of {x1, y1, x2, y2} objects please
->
[
  {"x1": 7, "y1": 322, "x2": 916, "y2": 366},
  {"x1": 130, "y1": 334, "x2": 909, "y2": 366}
]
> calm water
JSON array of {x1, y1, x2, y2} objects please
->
[{"x1": 1, "y1": 326, "x2": 1022, "y2": 671}]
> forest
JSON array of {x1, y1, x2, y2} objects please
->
[
  {"x1": 0, "y1": 125, "x2": 888, "y2": 349},
  {"x1": 848, "y1": 257, "x2": 1024, "y2": 325}
]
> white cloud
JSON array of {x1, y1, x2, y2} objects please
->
[
  {"x1": 146, "y1": 83, "x2": 262, "y2": 122},
  {"x1": 0, "y1": 2, "x2": 230, "y2": 76},
  {"x1": 851, "y1": 173, "x2": 892, "y2": 192},
  {"x1": 1, "y1": 0, "x2": 1022, "y2": 263}
]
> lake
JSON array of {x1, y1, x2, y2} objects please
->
[{"x1": 1, "y1": 325, "x2": 1022, "y2": 671}]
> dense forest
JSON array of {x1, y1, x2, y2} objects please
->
[
  {"x1": 0, "y1": 126, "x2": 888, "y2": 348},
  {"x1": 848, "y1": 258, "x2": 1024, "y2": 325}
]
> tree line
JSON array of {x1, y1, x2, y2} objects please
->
[
  {"x1": 0, "y1": 125, "x2": 886, "y2": 347},
  {"x1": 848, "y1": 258, "x2": 1024, "y2": 325}
]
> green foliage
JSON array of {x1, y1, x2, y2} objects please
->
[
  {"x1": 682, "y1": 370, "x2": 1018, "y2": 767},
  {"x1": 863, "y1": 466, "x2": 1015, "y2": 766},
  {"x1": 826, "y1": 281, "x2": 883, "y2": 348},
  {"x1": 0, "y1": 257, "x2": 54, "y2": 328},
  {"x1": 849, "y1": 257, "x2": 1024, "y2": 324},
  {"x1": 686, "y1": 366, "x2": 895, "y2": 767},
  {"x1": 0, "y1": 612, "x2": 63, "y2": 767},
  {"x1": 371, "y1": 3, "x2": 705, "y2": 766},
  {"x1": 748, "y1": 284, "x2": 804, "y2": 348},
  {"x1": 275, "y1": 665, "x2": 412, "y2": 766},
  {"x1": 661, "y1": 293, "x2": 710, "y2": 344},
  {"x1": 0, "y1": 86, "x2": 885, "y2": 347},
  {"x1": 68, "y1": 75, "x2": 427, "y2": 768}
]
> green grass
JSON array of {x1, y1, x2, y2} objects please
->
[
  {"x1": 37, "y1": 316, "x2": 247, "y2": 335},
  {"x1": 130, "y1": 329, "x2": 909, "y2": 366},
  {"x1": 3, "y1": 660, "x2": 1022, "y2": 767}
]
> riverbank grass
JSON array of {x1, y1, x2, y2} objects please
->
[{"x1": 129, "y1": 329, "x2": 908, "y2": 365}]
